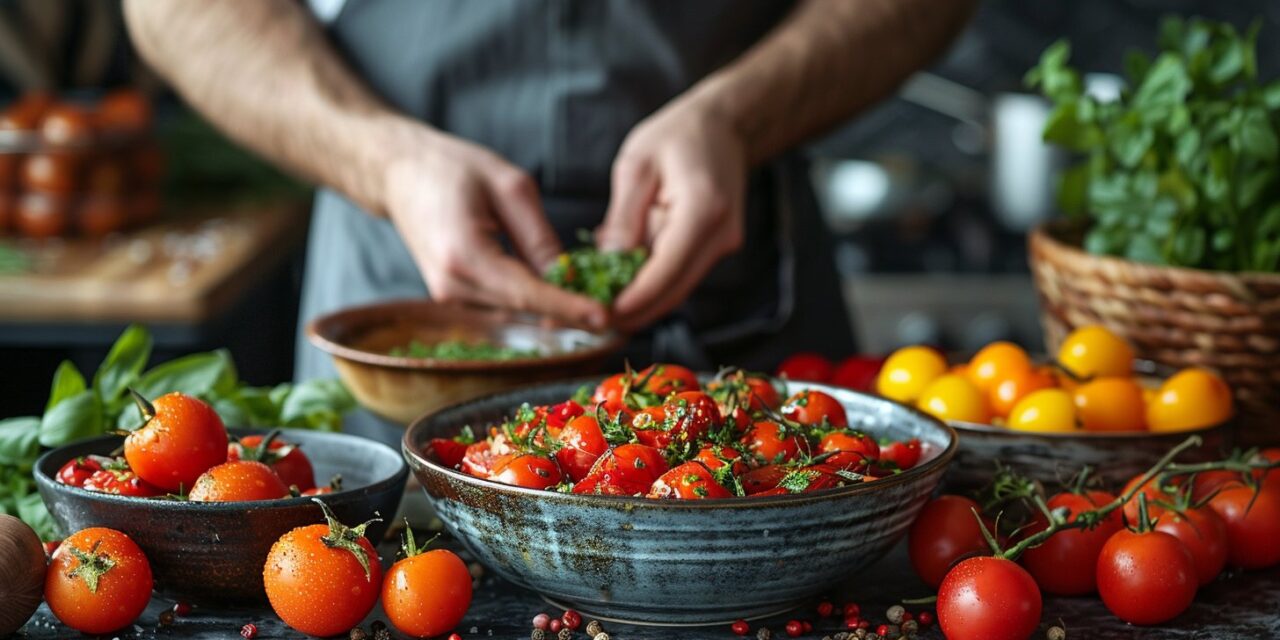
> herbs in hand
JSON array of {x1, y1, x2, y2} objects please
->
[{"x1": 543, "y1": 237, "x2": 646, "y2": 304}]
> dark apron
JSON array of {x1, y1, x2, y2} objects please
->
[{"x1": 295, "y1": 0, "x2": 855, "y2": 396}]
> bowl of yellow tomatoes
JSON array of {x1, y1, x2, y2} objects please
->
[{"x1": 874, "y1": 325, "x2": 1235, "y2": 490}]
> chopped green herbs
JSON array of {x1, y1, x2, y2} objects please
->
[
  {"x1": 543, "y1": 237, "x2": 646, "y2": 304},
  {"x1": 388, "y1": 339, "x2": 539, "y2": 361}
]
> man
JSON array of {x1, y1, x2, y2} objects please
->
[{"x1": 125, "y1": 0, "x2": 973, "y2": 383}]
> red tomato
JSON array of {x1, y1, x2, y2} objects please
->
[
  {"x1": 1096, "y1": 528, "x2": 1198, "y2": 625},
  {"x1": 490, "y1": 454, "x2": 562, "y2": 490},
  {"x1": 1252, "y1": 448, "x2": 1280, "y2": 492},
  {"x1": 741, "y1": 421, "x2": 807, "y2": 464},
  {"x1": 936, "y1": 556, "x2": 1041, "y2": 640},
  {"x1": 818, "y1": 431, "x2": 879, "y2": 471},
  {"x1": 1190, "y1": 469, "x2": 1248, "y2": 503},
  {"x1": 1020, "y1": 491, "x2": 1123, "y2": 595},
  {"x1": 571, "y1": 472, "x2": 645, "y2": 496},
  {"x1": 546, "y1": 400, "x2": 585, "y2": 429},
  {"x1": 382, "y1": 530, "x2": 472, "y2": 638},
  {"x1": 908, "y1": 495, "x2": 994, "y2": 588},
  {"x1": 707, "y1": 372, "x2": 782, "y2": 415},
  {"x1": 648, "y1": 461, "x2": 732, "y2": 499},
  {"x1": 429, "y1": 438, "x2": 469, "y2": 468},
  {"x1": 631, "y1": 391, "x2": 719, "y2": 450},
  {"x1": 1120, "y1": 473, "x2": 1179, "y2": 523},
  {"x1": 555, "y1": 414, "x2": 609, "y2": 482},
  {"x1": 831, "y1": 356, "x2": 884, "y2": 391},
  {"x1": 638, "y1": 364, "x2": 700, "y2": 396},
  {"x1": 45, "y1": 528, "x2": 153, "y2": 635},
  {"x1": 56, "y1": 456, "x2": 104, "y2": 487},
  {"x1": 124, "y1": 392, "x2": 228, "y2": 492},
  {"x1": 880, "y1": 439, "x2": 922, "y2": 470},
  {"x1": 591, "y1": 374, "x2": 629, "y2": 415},
  {"x1": 1207, "y1": 485, "x2": 1280, "y2": 570},
  {"x1": 82, "y1": 468, "x2": 164, "y2": 497},
  {"x1": 782, "y1": 390, "x2": 848, "y2": 427},
  {"x1": 188, "y1": 460, "x2": 290, "y2": 502},
  {"x1": 1155, "y1": 505, "x2": 1229, "y2": 585},
  {"x1": 775, "y1": 353, "x2": 834, "y2": 382},
  {"x1": 596, "y1": 444, "x2": 668, "y2": 486},
  {"x1": 228, "y1": 434, "x2": 316, "y2": 491},
  {"x1": 694, "y1": 445, "x2": 747, "y2": 476},
  {"x1": 460, "y1": 441, "x2": 497, "y2": 478}
]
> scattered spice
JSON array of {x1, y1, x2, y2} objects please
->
[
  {"x1": 531, "y1": 630, "x2": 547, "y2": 640},
  {"x1": 1047, "y1": 627, "x2": 1067, "y2": 640},
  {"x1": 585, "y1": 620, "x2": 603, "y2": 636},
  {"x1": 239, "y1": 623, "x2": 258, "y2": 639},
  {"x1": 885, "y1": 605, "x2": 905, "y2": 625},
  {"x1": 349, "y1": 627, "x2": 368, "y2": 640},
  {"x1": 757, "y1": 627, "x2": 774, "y2": 640},
  {"x1": 157, "y1": 610, "x2": 174, "y2": 627},
  {"x1": 557, "y1": 628, "x2": 573, "y2": 640},
  {"x1": 732, "y1": 619, "x2": 751, "y2": 636}
]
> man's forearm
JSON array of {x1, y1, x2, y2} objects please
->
[
  {"x1": 685, "y1": 0, "x2": 977, "y2": 165},
  {"x1": 123, "y1": 0, "x2": 419, "y2": 215}
]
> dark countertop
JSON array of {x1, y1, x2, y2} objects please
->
[{"x1": 17, "y1": 538, "x2": 1280, "y2": 640}]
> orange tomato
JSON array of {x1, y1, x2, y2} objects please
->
[
  {"x1": 916, "y1": 374, "x2": 990, "y2": 423},
  {"x1": 45, "y1": 528, "x2": 153, "y2": 635},
  {"x1": 188, "y1": 460, "x2": 289, "y2": 502},
  {"x1": 383, "y1": 528, "x2": 473, "y2": 638},
  {"x1": 877, "y1": 346, "x2": 947, "y2": 403},
  {"x1": 1146, "y1": 368, "x2": 1233, "y2": 433},
  {"x1": 967, "y1": 341, "x2": 1032, "y2": 393},
  {"x1": 989, "y1": 366, "x2": 1056, "y2": 419},
  {"x1": 1073, "y1": 377, "x2": 1147, "y2": 432},
  {"x1": 1057, "y1": 325, "x2": 1134, "y2": 379},
  {"x1": 124, "y1": 392, "x2": 228, "y2": 492}
]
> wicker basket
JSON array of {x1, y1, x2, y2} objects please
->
[{"x1": 1029, "y1": 222, "x2": 1280, "y2": 445}]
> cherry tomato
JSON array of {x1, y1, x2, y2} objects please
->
[
  {"x1": 648, "y1": 461, "x2": 732, "y2": 499},
  {"x1": 1020, "y1": 490, "x2": 1123, "y2": 595},
  {"x1": 936, "y1": 556, "x2": 1041, "y2": 640},
  {"x1": 1207, "y1": 485, "x2": 1280, "y2": 570},
  {"x1": 694, "y1": 445, "x2": 747, "y2": 476},
  {"x1": 546, "y1": 400, "x2": 585, "y2": 429},
  {"x1": 908, "y1": 495, "x2": 993, "y2": 588},
  {"x1": 14, "y1": 192, "x2": 70, "y2": 239},
  {"x1": 428, "y1": 438, "x2": 468, "y2": 469},
  {"x1": 1155, "y1": 505, "x2": 1229, "y2": 585},
  {"x1": 56, "y1": 456, "x2": 104, "y2": 487},
  {"x1": 741, "y1": 465, "x2": 788, "y2": 495},
  {"x1": 1146, "y1": 368, "x2": 1234, "y2": 433},
  {"x1": 382, "y1": 530, "x2": 472, "y2": 638},
  {"x1": 876, "y1": 346, "x2": 947, "y2": 403},
  {"x1": 1096, "y1": 528, "x2": 1197, "y2": 625},
  {"x1": 916, "y1": 374, "x2": 990, "y2": 423},
  {"x1": 707, "y1": 371, "x2": 781, "y2": 414},
  {"x1": 818, "y1": 431, "x2": 879, "y2": 471},
  {"x1": 1057, "y1": 325, "x2": 1134, "y2": 379},
  {"x1": 1189, "y1": 469, "x2": 1247, "y2": 503},
  {"x1": 1007, "y1": 389, "x2": 1078, "y2": 433},
  {"x1": 1073, "y1": 377, "x2": 1146, "y2": 432},
  {"x1": 988, "y1": 366, "x2": 1056, "y2": 419},
  {"x1": 776, "y1": 353, "x2": 834, "y2": 382},
  {"x1": 40, "y1": 105, "x2": 94, "y2": 147},
  {"x1": 124, "y1": 392, "x2": 229, "y2": 492},
  {"x1": 830, "y1": 356, "x2": 884, "y2": 392},
  {"x1": 490, "y1": 454, "x2": 562, "y2": 490},
  {"x1": 188, "y1": 460, "x2": 289, "y2": 502},
  {"x1": 1120, "y1": 473, "x2": 1180, "y2": 523},
  {"x1": 1252, "y1": 448, "x2": 1280, "y2": 492},
  {"x1": 638, "y1": 364, "x2": 700, "y2": 396},
  {"x1": 741, "y1": 421, "x2": 807, "y2": 464},
  {"x1": 264, "y1": 503, "x2": 382, "y2": 637},
  {"x1": 45, "y1": 527, "x2": 153, "y2": 635},
  {"x1": 879, "y1": 438, "x2": 922, "y2": 470},
  {"x1": 632, "y1": 391, "x2": 719, "y2": 450},
  {"x1": 228, "y1": 434, "x2": 316, "y2": 491},
  {"x1": 460, "y1": 440, "x2": 497, "y2": 478},
  {"x1": 591, "y1": 443, "x2": 668, "y2": 488},
  {"x1": 591, "y1": 373, "x2": 629, "y2": 415},
  {"x1": 21, "y1": 152, "x2": 79, "y2": 193},
  {"x1": 782, "y1": 390, "x2": 848, "y2": 427},
  {"x1": 82, "y1": 468, "x2": 164, "y2": 497},
  {"x1": 555, "y1": 414, "x2": 609, "y2": 482},
  {"x1": 967, "y1": 341, "x2": 1031, "y2": 393}
]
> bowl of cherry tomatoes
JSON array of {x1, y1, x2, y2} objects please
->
[
  {"x1": 873, "y1": 326, "x2": 1234, "y2": 490},
  {"x1": 403, "y1": 365, "x2": 957, "y2": 625},
  {"x1": 33, "y1": 395, "x2": 408, "y2": 603}
]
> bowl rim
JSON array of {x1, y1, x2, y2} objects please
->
[
  {"x1": 402, "y1": 377, "x2": 959, "y2": 509},
  {"x1": 948, "y1": 416, "x2": 1231, "y2": 439},
  {"x1": 34, "y1": 427, "x2": 409, "y2": 510},
  {"x1": 305, "y1": 298, "x2": 627, "y2": 372}
]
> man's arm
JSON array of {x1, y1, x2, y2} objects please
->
[
  {"x1": 124, "y1": 0, "x2": 608, "y2": 328},
  {"x1": 600, "y1": 0, "x2": 976, "y2": 331}
]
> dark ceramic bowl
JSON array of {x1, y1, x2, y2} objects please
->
[
  {"x1": 34, "y1": 428, "x2": 408, "y2": 603},
  {"x1": 308, "y1": 299, "x2": 626, "y2": 424},
  {"x1": 404, "y1": 380, "x2": 956, "y2": 625}
]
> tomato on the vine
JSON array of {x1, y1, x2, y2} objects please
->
[
  {"x1": 1096, "y1": 527, "x2": 1198, "y2": 625},
  {"x1": 490, "y1": 454, "x2": 562, "y2": 490},
  {"x1": 647, "y1": 461, "x2": 731, "y2": 499},
  {"x1": 908, "y1": 495, "x2": 993, "y2": 588},
  {"x1": 1019, "y1": 490, "x2": 1123, "y2": 595},
  {"x1": 45, "y1": 528, "x2": 153, "y2": 635},
  {"x1": 1155, "y1": 505, "x2": 1229, "y2": 585},
  {"x1": 782, "y1": 390, "x2": 848, "y2": 427},
  {"x1": 188, "y1": 460, "x2": 290, "y2": 502},
  {"x1": 554, "y1": 414, "x2": 609, "y2": 482},
  {"x1": 936, "y1": 556, "x2": 1041, "y2": 640},
  {"x1": 228, "y1": 433, "x2": 315, "y2": 491},
  {"x1": 1208, "y1": 484, "x2": 1280, "y2": 570},
  {"x1": 382, "y1": 528, "x2": 472, "y2": 638},
  {"x1": 124, "y1": 391, "x2": 228, "y2": 492}
]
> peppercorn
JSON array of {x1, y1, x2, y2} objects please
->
[
  {"x1": 349, "y1": 628, "x2": 369, "y2": 640},
  {"x1": 240, "y1": 623, "x2": 258, "y2": 639},
  {"x1": 534, "y1": 613, "x2": 552, "y2": 630},
  {"x1": 886, "y1": 605, "x2": 905, "y2": 625},
  {"x1": 1047, "y1": 627, "x2": 1067, "y2": 640},
  {"x1": 549, "y1": 618, "x2": 563, "y2": 634},
  {"x1": 593, "y1": 634, "x2": 610, "y2": 640},
  {"x1": 531, "y1": 630, "x2": 547, "y2": 640},
  {"x1": 373, "y1": 627, "x2": 392, "y2": 640},
  {"x1": 173, "y1": 602, "x2": 193, "y2": 617},
  {"x1": 562, "y1": 609, "x2": 582, "y2": 631},
  {"x1": 371, "y1": 620, "x2": 387, "y2": 633},
  {"x1": 757, "y1": 627, "x2": 774, "y2": 640},
  {"x1": 157, "y1": 610, "x2": 175, "y2": 627},
  {"x1": 557, "y1": 628, "x2": 573, "y2": 640},
  {"x1": 901, "y1": 620, "x2": 918, "y2": 635},
  {"x1": 915, "y1": 612, "x2": 933, "y2": 628},
  {"x1": 834, "y1": 634, "x2": 850, "y2": 640},
  {"x1": 586, "y1": 620, "x2": 603, "y2": 636}
]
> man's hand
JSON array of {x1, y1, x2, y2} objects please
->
[
  {"x1": 385, "y1": 128, "x2": 609, "y2": 329},
  {"x1": 597, "y1": 98, "x2": 748, "y2": 332}
]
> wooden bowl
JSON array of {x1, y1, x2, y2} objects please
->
[{"x1": 306, "y1": 299, "x2": 625, "y2": 424}]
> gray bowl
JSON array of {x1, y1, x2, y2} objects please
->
[
  {"x1": 34, "y1": 428, "x2": 408, "y2": 604},
  {"x1": 403, "y1": 379, "x2": 956, "y2": 625}
]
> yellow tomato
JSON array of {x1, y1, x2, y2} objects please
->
[
  {"x1": 917, "y1": 374, "x2": 991, "y2": 423},
  {"x1": 1147, "y1": 368, "x2": 1234, "y2": 433},
  {"x1": 1073, "y1": 377, "x2": 1146, "y2": 432},
  {"x1": 876, "y1": 346, "x2": 947, "y2": 403},
  {"x1": 1057, "y1": 325, "x2": 1134, "y2": 379},
  {"x1": 1008, "y1": 389, "x2": 1079, "y2": 433},
  {"x1": 989, "y1": 366, "x2": 1057, "y2": 419},
  {"x1": 967, "y1": 341, "x2": 1032, "y2": 393}
]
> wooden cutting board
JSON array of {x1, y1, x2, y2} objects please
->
[{"x1": 0, "y1": 200, "x2": 307, "y2": 324}]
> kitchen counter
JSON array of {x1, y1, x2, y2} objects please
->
[{"x1": 18, "y1": 538, "x2": 1280, "y2": 639}]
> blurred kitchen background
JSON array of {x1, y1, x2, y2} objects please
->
[{"x1": 1, "y1": 0, "x2": 1277, "y2": 418}]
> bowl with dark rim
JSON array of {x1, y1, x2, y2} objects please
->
[
  {"x1": 307, "y1": 299, "x2": 626, "y2": 425},
  {"x1": 33, "y1": 427, "x2": 408, "y2": 603},
  {"x1": 944, "y1": 359, "x2": 1235, "y2": 491},
  {"x1": 403, "y1": 379, "x2": 957, "y2": 625}
]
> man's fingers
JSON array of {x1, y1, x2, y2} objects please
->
[
  {"x1": 610, "y1": 201, "x2": 714, "y2": 326},
  {"x1": 487, "y1": 169, "x2": 563, "y2": 271},
  {"x1": 471, "y1": 253, "x2": 610, "y2": 329},
  {"x1": 597, "y1": 155, "x2": 657, "y2": 251}
]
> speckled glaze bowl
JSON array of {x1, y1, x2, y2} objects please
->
[
  {"x1": 404, "y1": 380, "x2": 956, "y2": 625},
  {"x1": 307, "y1": 299, "x2": 626, "y2": 425},
  {"x1": 34, "y1": 428, "x2": 407, "y2": 603}
]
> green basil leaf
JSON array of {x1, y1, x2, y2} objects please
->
[
  {"x1": 1237, "y1": 107, "x2": 1277, "y2": 161},
  {"x1": 92, "y1": 323, "x2": 152, "y2": 404},
  {"x1": 46, "y1": 360, "x2": 86, "y2": 413},
  {"x1": 0, "y1": 417, "x2": 40, "y2": 466},
  {"x1": 279, "y1": 380, "x2": 354, "y2": 432},
  {"x1": 39, "y1": 390, "x2": 103, "y2": 448},
  {"x1": 16, "y1": 492, "x2": 59, "y2": 541},
  {"x1": 1132, "y1": 54, "x2": 1191, "y2": 111}
]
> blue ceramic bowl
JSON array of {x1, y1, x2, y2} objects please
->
[
  {"x1": 34, "y1": 428, "x2": 408, "y2": 604},
  {"x1": 403, "y1": 379, "x2": 956, "y2": 625}
]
